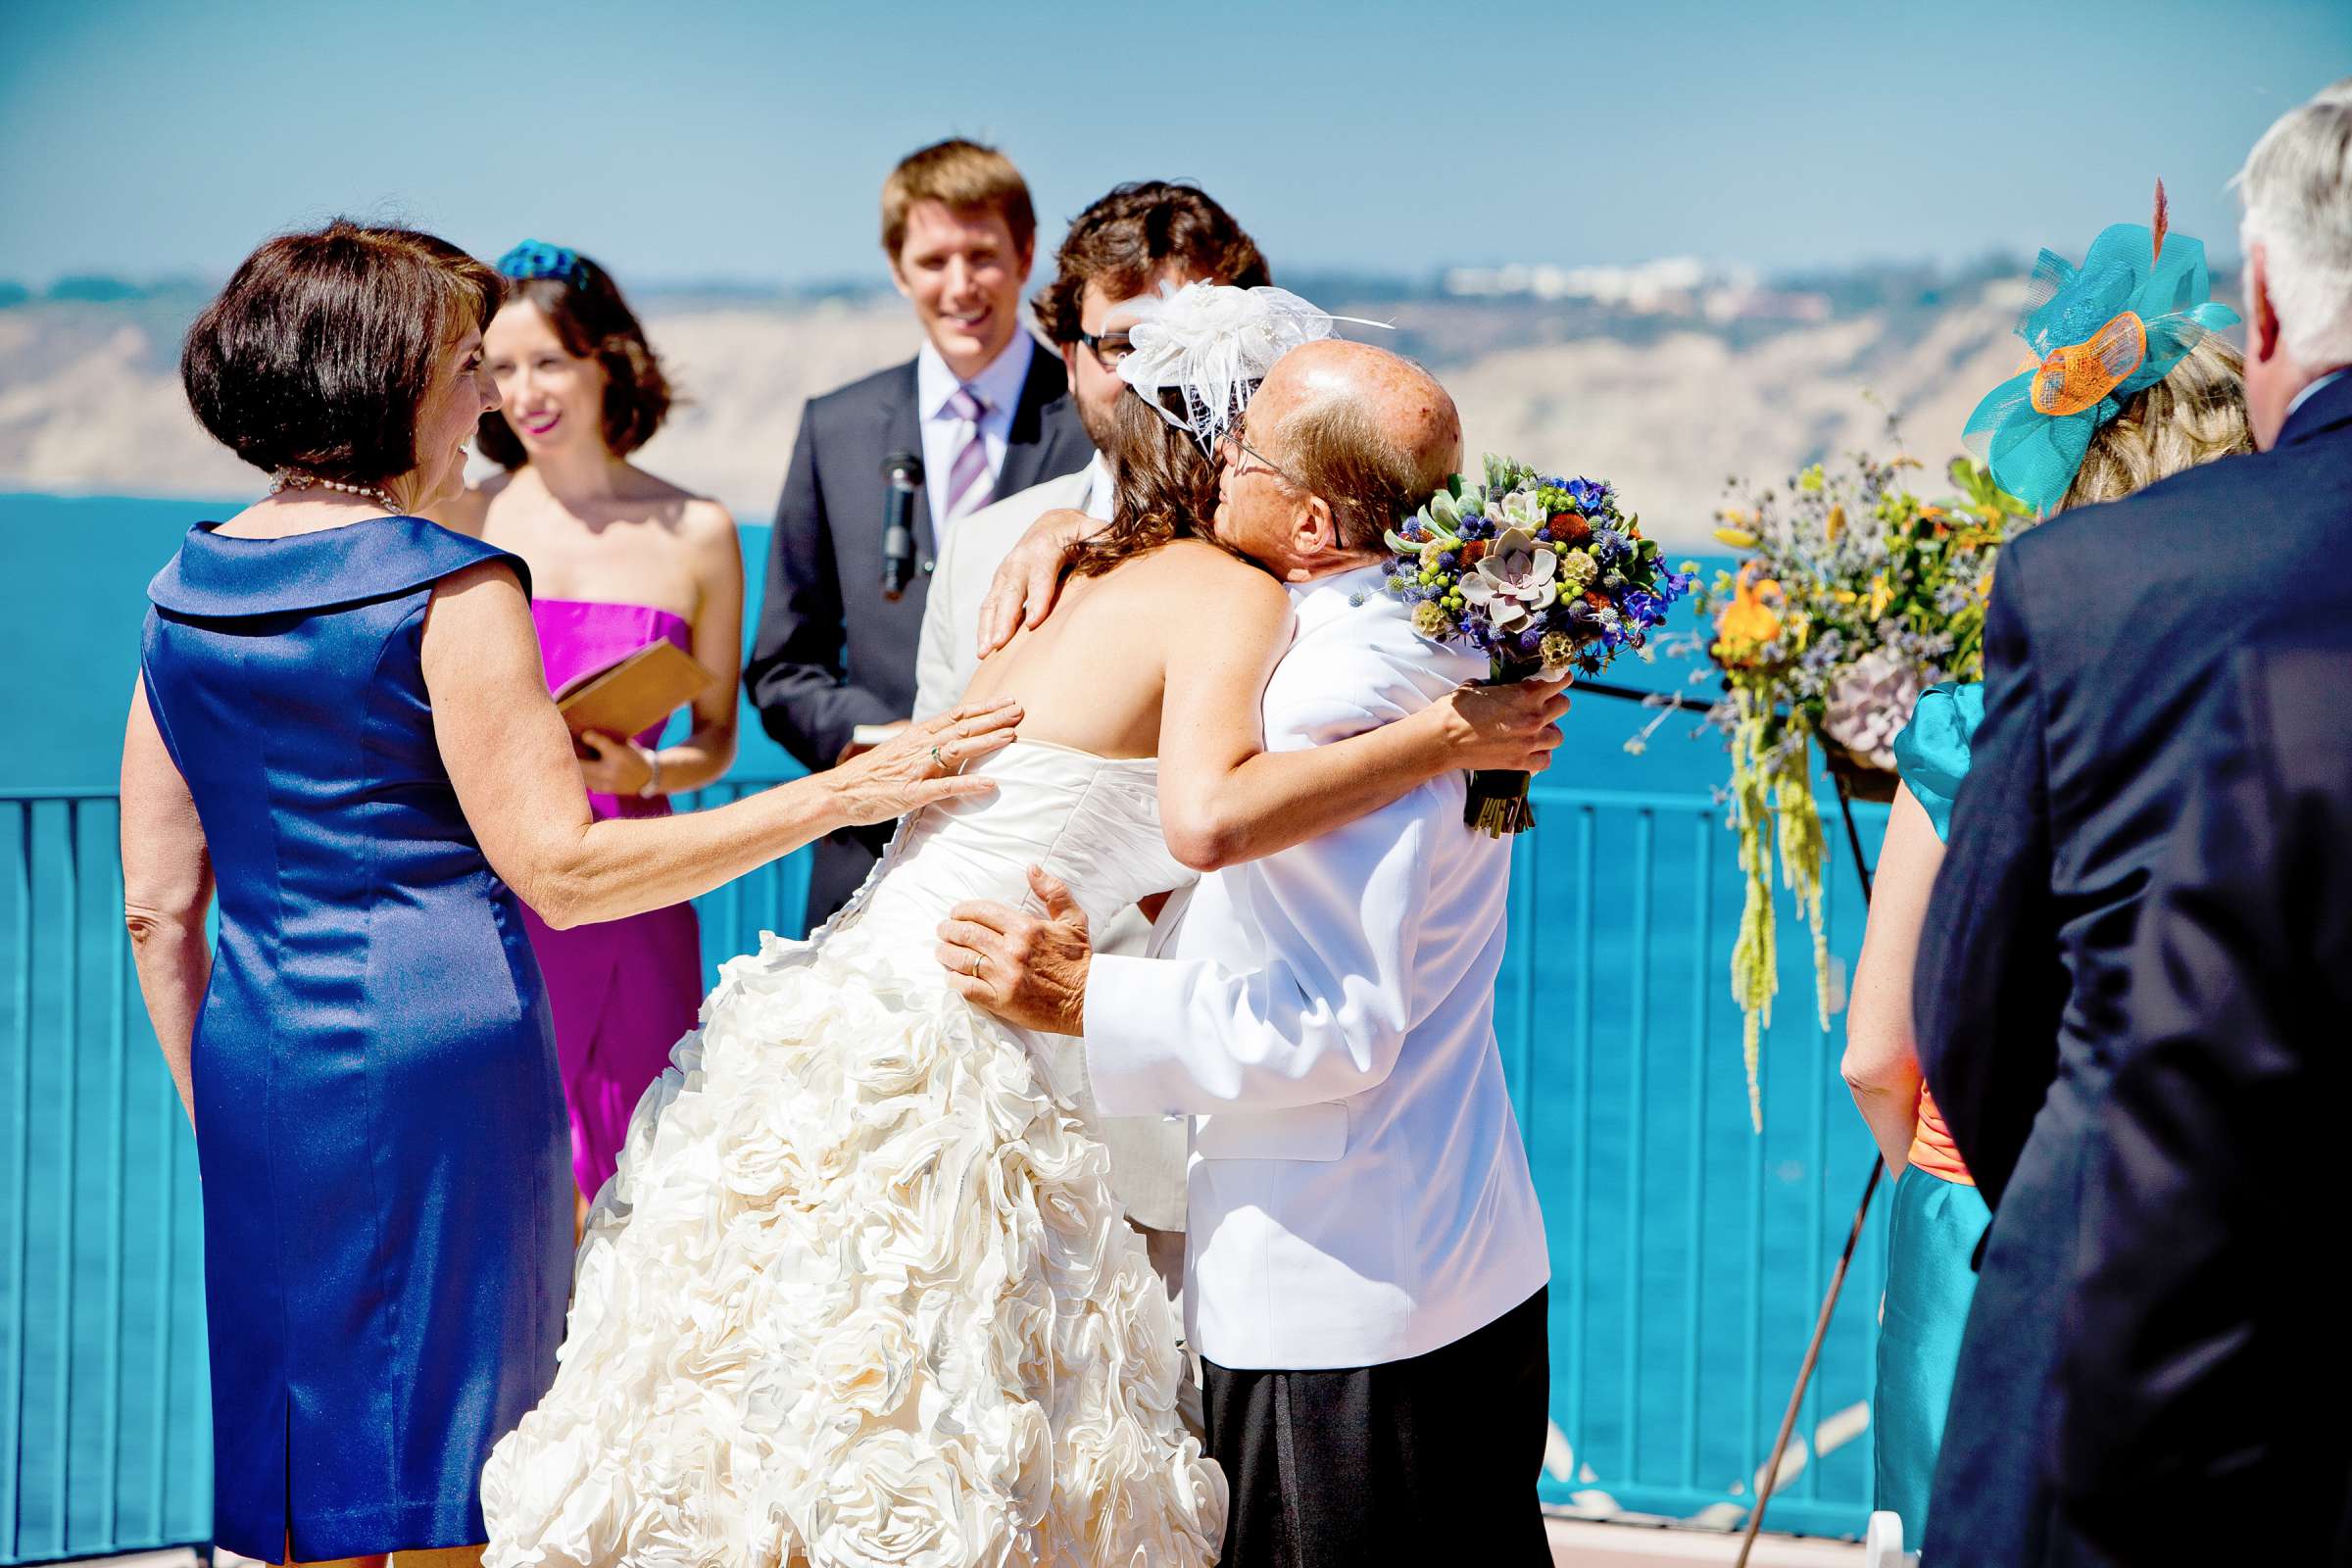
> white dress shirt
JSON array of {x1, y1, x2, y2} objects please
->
[
  {"x1": 2285, "y1": 367, "x2": 2349, "y2": 425},
  {"x1": 912, "y1": 452, "x2": 1112, "y2": 721},
  {"x1": 1082, "y1": 564, "x2": 1551, "y2": 1371},
  {"x1": 914, "y1": 332, "x2": 1036, "y2": 528}
]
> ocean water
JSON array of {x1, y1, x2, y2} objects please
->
[
  {"x1": 2, "y1": 491, "x2": 1891, "y2": 1544},
  {"x1": 0, "y1": 491, "x2": 1739, "y2": 796}
]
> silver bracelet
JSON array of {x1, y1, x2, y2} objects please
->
[{"x1": 638, "y1": 748, "x2": 662, "y2": 798}]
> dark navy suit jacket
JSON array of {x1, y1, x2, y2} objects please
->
[
  {"x1": 1914, "y1": 371, "x2": 2352, "y2": 1566},
  {"x1": 2054, "y1": 643, "x2": 2352, "y2": 1565},
  {"x1": 743, "y1": 345, "x2": 1090, "y2": 925}
]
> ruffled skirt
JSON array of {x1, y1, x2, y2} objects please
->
[{"x1": 481, "y1": 929, "x2": 1226, "y2": 1568}]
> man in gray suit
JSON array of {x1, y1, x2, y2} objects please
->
[{"x1": 745, "y1": 138, "x2": 1092, "y2": 927}]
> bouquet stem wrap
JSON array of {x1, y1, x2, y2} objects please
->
[{"x1": 1468, "y1": 654, "x2": 1544, "y2": 836}]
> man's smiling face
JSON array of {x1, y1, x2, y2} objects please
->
[{"x1": 891, "y1": 199, "x2": 1033, "y2": 382}]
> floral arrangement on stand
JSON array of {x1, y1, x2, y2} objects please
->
[
  {"x1": 1689, "y1": 452, "x2": 2032, "y2": 1128},
  {"x1": 1384, "y1": 456, "x2": 1692, "y2": 834}
]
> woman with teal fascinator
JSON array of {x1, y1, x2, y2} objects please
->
[{"x1": 1842, "y1": 186, "x2": 2252, "y2": 1550}]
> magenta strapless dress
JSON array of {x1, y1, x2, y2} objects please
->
[{"x1": 525, "y1": 599, "x2": 706, "y2": 1202}]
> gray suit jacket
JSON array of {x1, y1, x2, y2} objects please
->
[{"x1": 744, "y1": 343, "x2": 1092, "y2": 926}]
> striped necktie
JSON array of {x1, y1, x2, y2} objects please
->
[{"x1": 943, "y1": 385, "x2": 994, "y2": 523}]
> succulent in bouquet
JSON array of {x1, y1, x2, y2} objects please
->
[{"x1": 1384, "y1": 456, "x2": 1691, "y2": 835}]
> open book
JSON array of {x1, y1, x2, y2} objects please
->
[{"x1": 554, "y1": 640, "x2": 714, "y2": 744}]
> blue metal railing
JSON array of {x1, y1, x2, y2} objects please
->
[{"x1": 0, "y1": 773, "x2": 1889, "y2": 1559}]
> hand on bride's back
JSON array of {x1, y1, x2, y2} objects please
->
[
  {"x1": 975, "y1": 508, "x2": 1097, "y2": 657},
  {"x1": 1436, "y1": 673, "x2": 1572, "y2": 775},
  {"x1": 827, "y1": 699, "x2": 1023, "y2": 825}
]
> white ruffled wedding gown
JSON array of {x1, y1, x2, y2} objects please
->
[{"x1": 482, "y1": 741, "x2": 1226, "y2": 1568}]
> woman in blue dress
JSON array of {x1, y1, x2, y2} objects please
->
[
  {"x1": 116, "y1": 221, "x2": 1020, "y2": 1568},
  {"x1": 1843, "y1": 212, "x2": 2252, "y2": 1547}
]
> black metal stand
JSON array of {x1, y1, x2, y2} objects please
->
[
  {"x1": 1573, "y1": 682, "x2": 1886, "y2": 1557},
  {"x1": 1738, "y1": 772, "x2": 1883, "y2": 1563}
]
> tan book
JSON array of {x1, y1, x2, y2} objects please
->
[{"x1": 553, "y1": 640, "x2": 714, "y2": 744}]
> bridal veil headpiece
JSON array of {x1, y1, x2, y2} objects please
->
[
  {"x1": 1115, "y1": 282, "x2": 1385, "y2": 453},
  {"x1": 1962, "y1": 182, "x2": 2239, "y2": 514}
]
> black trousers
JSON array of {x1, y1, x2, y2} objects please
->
[{"x1": 1202, "y1": 1285, "x2": 1551, "y2": 1568}]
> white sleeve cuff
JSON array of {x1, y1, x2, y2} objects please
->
[{"x1": 1080, "y1": 953, "x2": 1199, "y2": 1118}]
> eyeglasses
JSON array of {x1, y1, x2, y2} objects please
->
[
  {"x1": 1218, "y1": 429, "x2": 1307, "y2": 490},
  {"x1": 1075, "y1": 328, "x2": 1136, "y2": 369}
]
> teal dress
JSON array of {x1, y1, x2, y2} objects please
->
[{"x1": 1875, "y1": 680, "x2": 1995, "y2": 1543}]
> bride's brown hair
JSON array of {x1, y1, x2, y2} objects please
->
[{"x1": 1063, "y1": 390, "x2": 1255, "y2": 579}]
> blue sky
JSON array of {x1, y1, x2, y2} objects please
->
[{"x1": 2, "y1": 0, "x2": 2345, "y2": 288}]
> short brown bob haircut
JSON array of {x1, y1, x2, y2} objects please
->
[
  {"x1": 182, "y1": 220, "x2": 500, "y2": 487},
  {"x1": 881, "y1": 139, "x2": 1037, "y2": 261},
  {"x1": 1032, "y1": 181, "x2": 1271, "y2": 347},
  {"x1": 475, "y1": 251, "x2": 672, "y2": 468}
]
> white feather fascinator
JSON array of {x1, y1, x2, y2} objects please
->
[{"x1": 1114, "y1": 282, "x2": 1382, "y2": 453}]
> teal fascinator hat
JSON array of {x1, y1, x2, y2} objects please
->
[
  {"x1": 496, "y1": 239, "x2": 588, "y2": 287},
  {"x1": 1963, "y1": 187, "x2": 2240, "y2": 514}
]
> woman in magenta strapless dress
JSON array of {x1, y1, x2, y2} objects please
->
[
  {"x1": 443, "y1": 240, "x2": 745, "y2": 1213},
  {"x1": 523, "y1": 599, "x2": 711, "y2": 1201}
]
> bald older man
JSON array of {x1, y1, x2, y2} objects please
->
[{"x1": 948, "y1": 342, "x2": 1553, "y2": 1564}]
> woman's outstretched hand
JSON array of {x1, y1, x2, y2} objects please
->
[
  {"x1": 975, "y1": 509, "x2": 1097, "y2": 657},
  {"x1": 826, "y1": 699, "x2": 1023, "y2": 825},
  {"x1": 1437, "y1": 672, "x2": 1572, "y2": 775}
]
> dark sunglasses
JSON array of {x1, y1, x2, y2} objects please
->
[{"x1": 1074, "y1": 328, "x2": 1136, "y2": 368}]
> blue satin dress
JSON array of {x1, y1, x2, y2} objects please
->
[
  {"x1": 141, "y1": 515, "x2": 569, "y2": 1560},
  {"x1": 1874, "y1": 680, "x2": 1995, "y2": 1543}
]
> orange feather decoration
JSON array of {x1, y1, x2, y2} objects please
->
[{"x1": 2152, "y1": 178, "x2": 2170, "y2": 265}]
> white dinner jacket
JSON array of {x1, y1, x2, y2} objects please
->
[
  {"x1": 911, "y1": 455, "x2": 1110, "y2": 721},
  {"x1": 1082, "y1": 564, "x2": 1551, "y2": 1371}
]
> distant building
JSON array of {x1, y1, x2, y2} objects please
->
[{"x1": 1443, "y1": 258, "x2": 1829, "y2": 323}]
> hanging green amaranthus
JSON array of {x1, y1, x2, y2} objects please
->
[{"x1": 1726, "y1": 692, "x2": 1828, "y2": 1132}]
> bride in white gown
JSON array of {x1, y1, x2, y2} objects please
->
[{"x1": 480, "y1": 286, "x2": 1564, "y2": 1568}]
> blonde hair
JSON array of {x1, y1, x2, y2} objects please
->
[
  {"x1": 2058, "y1": 335, "x2": 2253, "y2": 511},
  {"x1": 880, "y1": 139, "x2": 1036, "y2": 260}
]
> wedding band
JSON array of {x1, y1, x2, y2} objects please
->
[{"x1": 969, "y1": 953, "x2": 984, "y2": 977}]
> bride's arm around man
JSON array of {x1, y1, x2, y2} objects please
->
[{"x1": 943, "y1": 341, "x2": 1556, "y2": 1568}]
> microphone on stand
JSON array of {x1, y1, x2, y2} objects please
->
[{"x1": 880, "y1": 452, "x2": 923, "y2": 601}]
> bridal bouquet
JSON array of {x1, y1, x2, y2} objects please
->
[
  {"x1": 1689, "y1": 452, "x2": 2031, "y2": 1127},
  {"x1": 1386, "y1": 456, "x2": 1691, "y2": 835}
]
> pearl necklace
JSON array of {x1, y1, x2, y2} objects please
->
[{"x1": 270, "y1": 467, "x2": 401, "y2": 514}]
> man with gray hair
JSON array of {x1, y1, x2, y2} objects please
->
[
  {"x1": 947, "y1": 338, "x2": 1555, "y2": 1564},
  {"x1": 1913, "y1": 76, "x2": 2352, "y2": 1568}
]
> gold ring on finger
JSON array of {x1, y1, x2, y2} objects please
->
[
  {"x1": 969, "y1": 952, "x2": 984, "y2": 977},
  {"x1": 931, "y1": 745, "x2": 945, "y2": 768}
]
